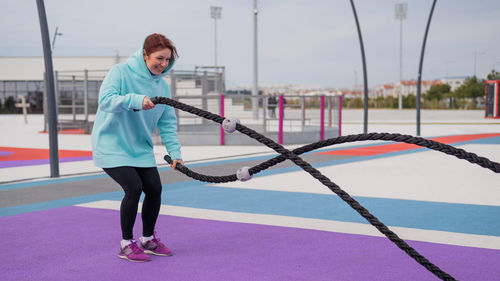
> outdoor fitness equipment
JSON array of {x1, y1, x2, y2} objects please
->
[{"x1": 154, "y1": 96, "x2": 500, "y2": 281}]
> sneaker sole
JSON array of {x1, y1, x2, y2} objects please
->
[
  {"x1": 143, "y1": 250, "x2": 173, "y2": 256},
  {"x1": 117, "y1": 255, "x2": 150, "y2": 262}
]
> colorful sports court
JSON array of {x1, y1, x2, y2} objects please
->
[{"x1": 1, "y1": 122, "x2": 499, "y2": 280}]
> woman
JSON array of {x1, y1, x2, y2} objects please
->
[{"x1": 91, "y1": 33, "x2": 184, "y2": 262}]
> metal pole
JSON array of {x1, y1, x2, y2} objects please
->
[
  {"x1": 263, "y1": 96, "x2": 267, "y2": 131},
  {"x1": 278, "y1": 95, "x2": 284, "y2": 144},
  {"x1": 252, "y1": 0, "x2": 259, "y2": 119},
  {"x1": 338, "y1": 95, "x2": 343, "y2": 137},
  {"x1": 221, "y1": 66, "x2": 226, "y2": 93},
  {"x1": 202, "y1": 71, "x2": 208, "y2": 124},
  {"x1": 36, "y1": 0, "x2": 59, "y2": 177},
  {"x1": 395, "y1": 3, "x2": 407, "y2": 110},
  {"x1": 84, "y1": 69, "x2": 88, "y2": 123},
  {"x1": 220, "y1": 94, "x2": 225, "y2": 145},
  {"x1": 54, "y1": 70, "x2": 59, "y2": 115},
  {"x1": 474, "y1": 49, "x2": 477, "y2": 76},
  {"x1": 214, "y1": 18, "x2": 218, "y2": 66},
  {"x1": 72, "y1": 75, "x2": 76, "y2": 122},
  {"x1": 399, "y1": 18, "x2": 403, "y2": 110},
  {"x1": 301, "y1": 96, "x2": 306, "y2": 130},
  {"x1": 473, "y1": 49, "x2": 485, "y2": 77},
  {"x1": 210, "y1": 6, "x2": 222, "y2": 67},
  {"x1": 328, "y1": 96, "x2": 332, "y2": 127},
  {"x1": 416, "y1": 0, "x2": 437, "y2": 136},
  {"x1": 320, "y1": 95, "x2": 325, "y2": 141},
  {"x1": 350, "y1": 0, "x2": 369, "y2": 134},
  {"x1": 43, "y1": 73, "x2": 47, "y2": 132},
  {"x1": 170, "y1": 69, "x2": 176, "y2": 97}
]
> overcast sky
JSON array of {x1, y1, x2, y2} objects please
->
[{"x1": 1, "y1": 0, "x2": 500, "y2": 89}]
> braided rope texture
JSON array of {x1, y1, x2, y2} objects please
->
[{"x1": 154, "y1": 96, "x2": 500, "y2": 281}]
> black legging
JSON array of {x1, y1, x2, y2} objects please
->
[{"x1": 103, "y1": 166, "x2": 162, "y2": 240}]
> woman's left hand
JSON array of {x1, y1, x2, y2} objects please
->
[
  {"x1": 171, "y1": 159, "x2": 184, "y2": 171},
  {"x1": 142, "y1": 96, "x2": 155, "y2": 110}
]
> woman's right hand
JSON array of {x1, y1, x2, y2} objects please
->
[{"x1": 142, "y1": 96, "x2": 155, "y2": 110}]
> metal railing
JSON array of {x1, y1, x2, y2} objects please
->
[{"x1": 164, "y1": 94, "x2": 342, "y2": 145}]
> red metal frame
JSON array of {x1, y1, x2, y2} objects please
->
[
  {"x1": 279, "y1": 95, "x2": 284, "y2": 144},
  {"x1": 485, "y1": 80, "x2": 500, "y2": 119},
  {"x1": 220, "y1": 94, "x2": 225, "y2": 145}
]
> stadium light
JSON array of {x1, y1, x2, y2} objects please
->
[{"x1": 210, "y1": 6, "x2": 222, "y2": 66}]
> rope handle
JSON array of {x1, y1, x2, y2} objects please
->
[{"x1": 164, "y1": 154, "x2": 238, "y2": 183}]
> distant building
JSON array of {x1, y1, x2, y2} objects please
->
[
  {"x1": 441, "y1": 76, "x2": 467, "y2": 91},
  {"x1": 371, "y1": 84, "x2": 395, "y2": 98},
  {"x1": 341, "y1": 90, "x2": 363, "y2": 98},
  {"x1": 370, "y1": 77, "x2": 466, "y2": 98},
  {"x1": 400, "y1": 79, "x2": 442, "y2": 96},
  {"x1": 0, "y1": 56, "x2": 124, "y2": 104},
  {"x1": 0, "y1": 56, "x2": 224, "y2": 104}
]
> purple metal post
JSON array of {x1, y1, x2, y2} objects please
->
[
  {"x1": 279, "y1": 95, "x2": 284, "y2": 144},
  {"x1": 328, "y1": 96, "x2": 332, "y2": 128},
  {"x1": 339, "y1": 95, "x2": 343, "y2": 137},
  {"x1": 220, "y1": 94, "x2": 225, "y2": 145},
  {"x1": 320, "y1": 95, "x2": 325, "y2": 141}
]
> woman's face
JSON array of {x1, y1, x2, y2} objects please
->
[{"x1": 144, "y1": 48, "x2": 172, "y2": 75}]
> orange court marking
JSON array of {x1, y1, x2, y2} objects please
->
[
  {"x1": 0, "y1": 147, "x2": 92, "y2": 161},
  {"x1": 39, "y1": 129, "x2": 86, "y2": 135},
  {"x1": 317, "y1": 133, "x2": 500, "y2": 157}
]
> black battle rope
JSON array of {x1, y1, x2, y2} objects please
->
[{"x1": 153, "y1": 96, "x2": 499, "y2": 281}]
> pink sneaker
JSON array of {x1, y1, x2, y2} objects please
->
[
  {"x1": 118, "y1": 240, "x2": 151, "y2": 262},
  {"x1": 141, "y1": 233, "x2": 173, "y2": 256}
]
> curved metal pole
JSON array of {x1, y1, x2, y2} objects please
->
[
  {"x1": 349, "y1": 0, "x2": 369, "y2": 134},
  {"x1": 416, "y1": 0, "x2": 437, "y2": 136},
  {"x1": 36, "y1": 0, "x2": 59, "y2": 177}
]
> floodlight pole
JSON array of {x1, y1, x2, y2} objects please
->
[
  {"x1": 416, "y1": 0, "x2": 437, "y2": 136},
  {"x1": 350, "y1": 0, "x2": 369, "y2": 134},
  {"x1": 51, "y1": 26, "x2": 62, "y2": 52},
  {"x1": 210, "y1": 6, "x2": 222, "y2": 66},
  {"x1": 214, "y1": 17, "x2": 218, "y2": 66},
  {"x1": 36, "y1": 0, "x2": 59, "y2": 177},
  {"x1": 473, "y1": 49, "x2": 485, "y2": 77},
  {"x1": 252, "y1": 0, "x2": 259, "y2": 119},
  {"x1": 395, "y1": 3, "x2": 407, "y2": 111}
]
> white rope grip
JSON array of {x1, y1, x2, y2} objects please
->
[
  {"x1": 236, "y1": 166, "x2": 252, "y2": 181},
  {"x1": 222, "y1": 117, "x2": 240, "y2": 133}
]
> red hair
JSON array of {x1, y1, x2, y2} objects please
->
[{"x1": 143, "y1": 33, "x2": 178, "y2": 58}]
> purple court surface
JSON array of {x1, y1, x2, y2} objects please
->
[
  {"x1": 1, "y1": 206, "x2": 499, "y2": 281},
  {"x1": 1, "y1": 126, "x2": 499, "y2": 281}
]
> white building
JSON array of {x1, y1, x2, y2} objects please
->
[
  {"x1": 0, "y1": 56, "x2": 224, "y2": 102},
  {"x1": 0, "y1": 56, "x2": 123, "y2": 81},
  {"x1": 371, "y1": 77, "x2": 466, "y2": 98},
  {"x1": 441, "y1": 76, "x2": 467, "y2": 92}
]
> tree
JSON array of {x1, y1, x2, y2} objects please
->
[
  {"x1": 2, "y1": 96, "x2": 16, "y2": 113},
  {"x1": 453, "y1": 76, "x2": 484, "y2": 99},
  {"x1": 425, "y1": 84, "x2": 451, "y2": 100},
  {"x1": 402, "y1": 93, "x2": 416, "y2": 108},
  {"x1": 487, "y1": 69, "x2": 500, "y2": 80}
]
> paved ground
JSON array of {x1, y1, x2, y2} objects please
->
[{"x1": 1, "y1": 110, "x2": 499, "y2": 280}]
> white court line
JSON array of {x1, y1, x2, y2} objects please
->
[
  {"x1": 210, "y1": 144, "x2": 500, "y2": 206},
  {"x1": 77, "y1": 200, "x2": 500, "y2": 250}
]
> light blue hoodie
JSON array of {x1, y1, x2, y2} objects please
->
[{"x1": 91, "y1": 46, "x2": 181, "y2": 168}]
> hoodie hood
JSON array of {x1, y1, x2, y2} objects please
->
[{"x1": 125, "y1": 40, "x2": 175, "y2": 80}]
